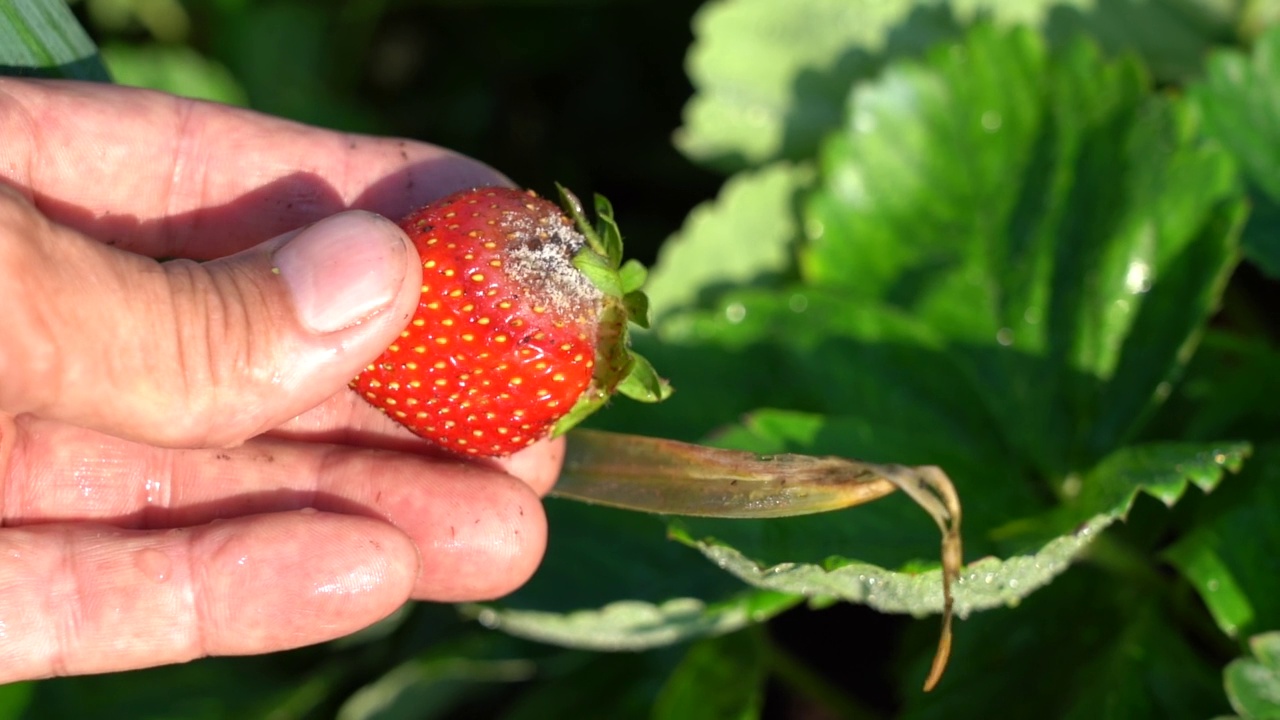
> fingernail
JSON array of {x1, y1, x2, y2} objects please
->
[{"x1": 273, "y1": 212, "x2": 408, "y2": 334}]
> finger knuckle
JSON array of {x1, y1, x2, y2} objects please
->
[
  {"x1": 0, "y1": 198, "x2": 64, "y2": 414},
  {"x1": 159, "y1": 259, "x2": 273, "y2": 446}
]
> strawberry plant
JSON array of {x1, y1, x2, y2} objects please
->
[{"x1": 9, "y1": 0, "x2": 1280, "y2": 718}]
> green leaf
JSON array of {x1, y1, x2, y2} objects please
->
[
  {"x1": 802, "y1": 25, "x2": 1244, "y2": 475},
  {"x1": 0, "y1": 683, "x2": 32, "y2": 719},
  {"x1": 0, "y1": 0, "x2": 110, "y2": 80},
  {"x1": 467, "y1": 592, "x2": 796, "y2": 653},
  {"x1": 1193, "y1": 24, "x2": 1280, "y2": 279},
  {"x1": 1163, "y1": 533, "x2": 1255, "y2": 640},
  {"x1": 473, "y1": 498, "x2": 798, "y2": 651},
  {"x1": 617, "y1": 259, "x2": 648, "y2": 295},
  {"x1": 25, "y1": 654, "x2": 334, "y2": 719},
  {"x1": 1046, "y1": 441, "x2": 1249, "y2": 530},
  {"x1": 1225, "y1": 633, "x2": 1280, "y2": 720},
  {"x1": 655, "y1": 289, "x2": 1013, "y2": 477},
  {"x1": 594, "y1": 193, "x2": 624, "y2": 269},
  {"x1": 500, "y1": 650, "x2": 682, "y2": 720},
  {"x1": 900, "y1": 567, "x2": 1229, "y2": 718},
  {"x1": 674, "y1": 416, "x2": 1246, "y2": 618},
  {"x1": 622, "y1": 290, "x2": 650, "y2": 329},
  {"x1": 101, "y1": 43, "x2": 248, "y2": 105},
  {"x1": 678, "y1": 0, "x2": 1236, "y2": 171},
  {"x1": 1150, "y1": 331, "x2": 1280, "y2": 442},
  {"x1": 1194, "y1": 25, "x2": 1280, "y2": 200},
  {"x1": 652, "y1": 631, "x2": 766, "y2": 720},
  {"x1": 1239, "y1": 190, "x2": 1280, "y2": 281},
  {"x1": 591, "y1": 285, "x2": 1023, "y2": 531},
  {"x1": 677, "y1": 0, "x2": 949, "y2": 171},
  {"x1": 336, "y1": 634, "x2": 535, "y2": 720},
  {"x1": 552, "y1": 27, "x2": 1246, "y2": 685},
  {"x1": 556, "y1": 183, "x2": 613, "y2": 261},
  {"x1": 1163, "y1": 445, "x2": 1280, "y2": 639},
  {"x1": 614, "y1": 353, "x2": 671, "y2": 403},
  {"x1": 214, "y1": 2, "x2": 379, "y2": 131},
  {"x1": 645, "y1": 163, "x2": 809, "y2": 321},
  {"x1": 572, "y1": 249, "x2": 623, "y2": 298}
]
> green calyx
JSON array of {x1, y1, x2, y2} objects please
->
[{"x1": 550, "y1": 184, "x2": 673, "y2": 438}]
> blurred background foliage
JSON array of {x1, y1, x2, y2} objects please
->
[{"x1": 83, "y1": 0, "x2": 722, "y2": 268}]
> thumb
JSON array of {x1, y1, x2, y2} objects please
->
[{"x1": 0, "y1": 189, "x2": 421, "y2": 447}]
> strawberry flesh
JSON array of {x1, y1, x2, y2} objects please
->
[{"x1": 354, "y1": 188, "x2": 603, "y2": 456}]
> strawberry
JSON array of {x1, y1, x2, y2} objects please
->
[{"x1": 352, "y1": 185, "x2": 668, "y2": 456}]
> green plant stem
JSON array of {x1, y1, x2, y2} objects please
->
[{"x1": 762, "y1": 630, "x2": 885, "y2": 720}]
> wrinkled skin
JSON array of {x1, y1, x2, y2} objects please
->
[{"x1": 0, "y1": 79, "x2": 558, "y2": 681}]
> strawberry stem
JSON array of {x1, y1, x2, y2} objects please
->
[
  {"x1": 546, "y1": 184, "x2": 672, "y2": 440},
  {"x1": 555, "y1": 183, "x2": 610, "y2": 259},
  {"x1": 554, "y1": 428, "x2": 963, "y2": 691}
]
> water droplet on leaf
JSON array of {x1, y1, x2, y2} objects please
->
[{"x1": 725, "y1": 302, "x2": 746, "y2": 324}]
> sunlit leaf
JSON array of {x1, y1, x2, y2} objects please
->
[
  {"x1": 336, "y1": 634, "x2": 535, "y2": 720},
  {"x1": 1164, "y1": 534, "x2": 1255, "y2": 640},
  {"x1": 678, "y1": 0, "x2": 1236, "y2": 170},
  {"x1": 0, "y1": 0, "x2": 109, "y2": 80},
  {"x1": 802, "y1": 25, "x2": 1243, "y2": 475},
  {"x1": 471, "y1": 498, "x2": 798, "y2": 651},
  {"x1": 1193, "y1": 24, "x2": 1280, "y2": 279},
  {"x1": 468, "y1": 590, "x2": 797, "y2": 653},
  {"x1": 618, "y1": 259, "x2": 648, "y2": 295},
  {"x1": 674, "y1": 417, "x2": 1247, "y2": 618},
  {"x1": 615, "y1": 353, "x2": 672, "y2": 403},
  {"x1": 593, "y1": 192, "x2": 624, "y2": 269},
  {"x1": 101, "y1": 43, "x2": 247, "y2": 105},
  {"x1": 644, "y1": 163, "x2": 809, "y2": 321},
  {"x1": 1224, "y1": 632, "x2": 1280, "y2": 720}
]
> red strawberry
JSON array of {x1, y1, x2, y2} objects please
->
[{"x1": 353, "y1": 185, "x2": 668, "y2": 456}]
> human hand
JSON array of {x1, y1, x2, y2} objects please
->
[{"x1": 0, "y1": 79, "x2": 557, "y2": 681}]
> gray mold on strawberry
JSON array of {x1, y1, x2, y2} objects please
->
[{"x1": 499, "y1": 201, "x2": 604, "y2": 325}]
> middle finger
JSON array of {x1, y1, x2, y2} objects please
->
[{"x1": 4, "y1": 416, "x2": 550, "y2": 601}]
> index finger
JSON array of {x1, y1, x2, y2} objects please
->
[{"x1": 0, "y1": 78, "x2": 508, "y2": 260}]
